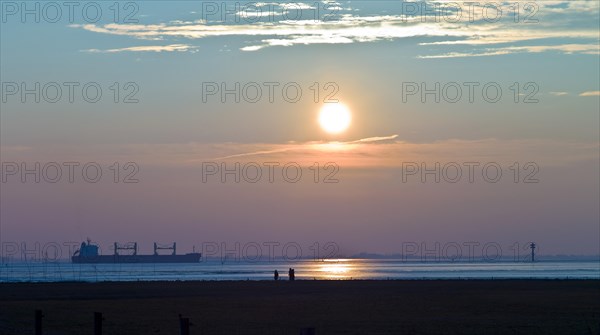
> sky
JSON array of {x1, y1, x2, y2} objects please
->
[{"x1": 0, "y1": 1, "x2": 599, "y2": 258}]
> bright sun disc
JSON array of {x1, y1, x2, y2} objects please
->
[{"x1": 318, "y1": 103, "x2": 351, "y2": 134}]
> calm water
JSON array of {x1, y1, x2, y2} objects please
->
[{"x1": 1, "y1": 259, "x2": 598, "y2": 282}]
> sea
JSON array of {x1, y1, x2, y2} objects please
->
[{"x1": 1, "y1": 259, "x2": 598, "y2": 282}]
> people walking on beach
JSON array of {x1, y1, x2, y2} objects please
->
[
  {"x1": 289, "y1": 268, "x2": 295, "y2": 281},
  {"x1": 274, "y1": 270, "x2": 279, "y2": 280}
]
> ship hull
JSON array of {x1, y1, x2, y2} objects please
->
[{"x1": 72, "y1": 253, "x2": 201, "y2": 264}]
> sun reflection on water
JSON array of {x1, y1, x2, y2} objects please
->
[{"x1": 318, "y1": 259, "x2": 355, "y2": 279}]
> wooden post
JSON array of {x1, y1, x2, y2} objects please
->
[
  {"x1": 300, "y1": 327, "x2": 316, "y2": 335},
  {"x1": 34, "y1": 310, "x2": 43, "y2": 335},
  {"x1": 94, "y1": 312, "x2": 103, "y2": 335},
  {"x1": 179, "y1": 317, "x2": 190, "y2": 335}
]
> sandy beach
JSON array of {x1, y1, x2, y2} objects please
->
[{"x1": 1, "y1": 280, "x2": 598, "y2": 334}]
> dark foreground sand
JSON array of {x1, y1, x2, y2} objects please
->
[{"x1": 1, "y1": 280, "x2": 598, "y2": 334}]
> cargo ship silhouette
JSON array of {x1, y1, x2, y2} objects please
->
[{"x1": 72, "y1": 239, "x2": 201, "y2": 263}]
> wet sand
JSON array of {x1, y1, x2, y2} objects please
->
[{"x1": 1, "y1": 280, "x2": 599, "y2": 334}]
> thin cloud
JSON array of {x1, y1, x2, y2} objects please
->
[
  {"x1": 579, "y1": 91, "x2": 600, "y2": 96},
  {"x1": 212, "y1": 134, "x2": 398, "y2": 160},
  {"x1": 82, "y1": 44, "x2": 197, "y2": 53},
  {"x1": 212, "y1": 147, "x2": 296, "y2": 160},
  {"x1": 348, "y1": 135, "x2": 398, "y2": 143},
  {"x1": 419, "y1": 44, "x2": 600, "y2": 59}
]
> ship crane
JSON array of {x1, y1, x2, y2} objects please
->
[
  {"x1": 114, "y1": 242, "x2": 137, "y2": 256},
  {"x1": 154, "y1": 242, "x2": 177, "y2": 256}
]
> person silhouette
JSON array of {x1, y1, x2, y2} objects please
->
[
  {"x1": 289, "y1": 268, "x2": 295, "y2": 281},
  {"x1": 274, "y1": 270, "x2": 279, "y2": 280}
]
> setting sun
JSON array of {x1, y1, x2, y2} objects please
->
[{"x1": 318, "y1": 103, "x2": 352, "y2": 134}]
